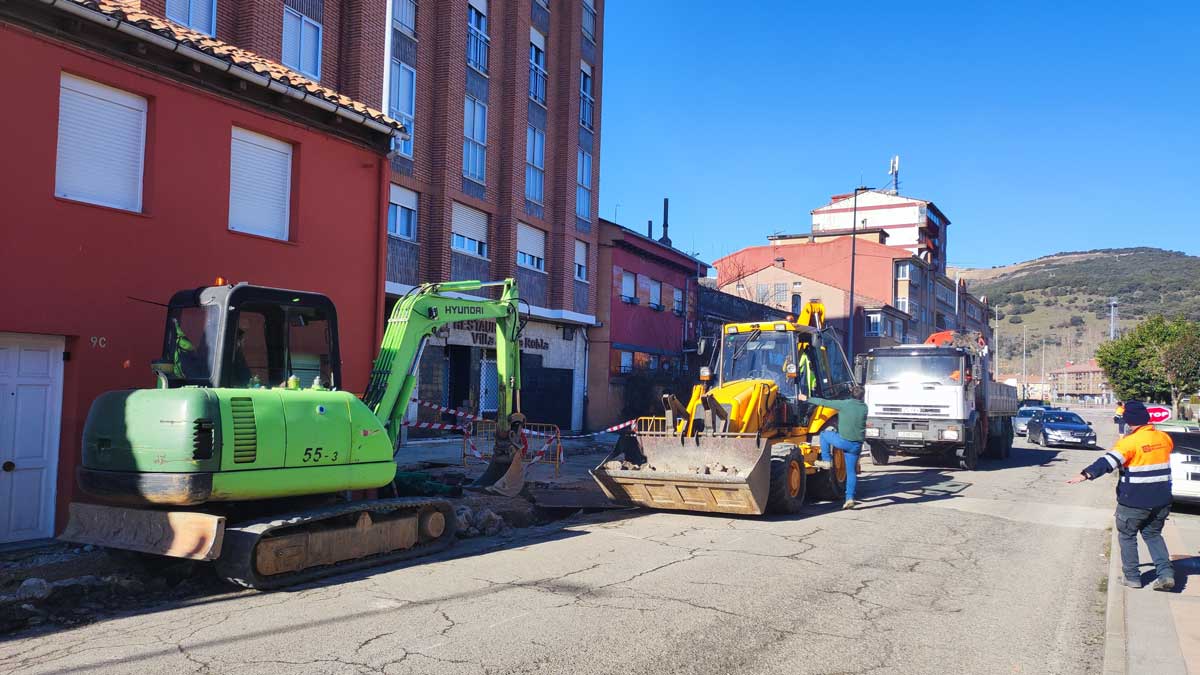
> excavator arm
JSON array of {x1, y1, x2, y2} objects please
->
[{"x1": 361, "y1": 279, "x2": 526, "y2": 494}]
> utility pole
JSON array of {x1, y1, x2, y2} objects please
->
[
  {"x1": 846, "y1": 185, "x2": 870, "y2": 359},
  {"x1": 1041, "y1": 337, "x2": 1046, "y2": 402},
  {"x1": 1022, "y1": 325, "x2": 1027, "y2": 398},
  {"x1": 1109, "y1": 297, "x2": 1119, "y2": 339}
]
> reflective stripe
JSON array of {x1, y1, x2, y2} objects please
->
[
  {"x1": 1102, "y1": 453, "x2": 1122, "y2": 469},
  {"x1": 1127, "y1": 475, "x2": 1171, "y2": 484},
  {"x1": 1128, "y1": 462, "x2": 1171, "y2": 472}
]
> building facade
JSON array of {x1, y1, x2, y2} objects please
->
[
  {"x1": 808, "y1": 190, "x2": 951, "y2": 275},
  {"x1": 385, "y1": 0, "x2": 605, "y2": 432},
  {"x1": 586, "y1": 219, "x2": 707, "y2": 428},
  {"x1": 1048, "y1": 360, "x2": 1111, "y2": 402},
  {"x1": 0, "y1": 0, "x2": 403, "y2": 542}
]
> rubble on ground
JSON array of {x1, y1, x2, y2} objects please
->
[
  {"x1": 602, "y1": 460, "x2": 743, "y2": 476},
  {"x1": 454, "y1": 505, "x2": 508, "y2": 538}
]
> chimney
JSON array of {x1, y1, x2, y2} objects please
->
[
  {"x1": 647, "y1": 219, "x2": 653, "y2": 239},
  {"x1": 659, "y1": 197, "x2": 672, "y2": 247}
]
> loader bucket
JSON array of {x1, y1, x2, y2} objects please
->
[
  {"x1": 591, "y1": 425, "x2": 771, "y2": 516},
  {"x1": 60, "y1": 502, "x2": 226, "y2": 561}
]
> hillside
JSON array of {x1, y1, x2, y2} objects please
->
[{"x1": 950, "y1": 247, "x2": 1200, "y2": 372}]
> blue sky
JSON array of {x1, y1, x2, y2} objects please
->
[{"x1": 597, "y1": 1, "x2": 1200, "y2": 269}]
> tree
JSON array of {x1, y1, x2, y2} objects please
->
[
  {"x1": 1161, "y1": 332, "x2": 1200, "y2": 417},
  {"x1": 1096, "y1": 315, "x2": 1200, "y2": 409}
]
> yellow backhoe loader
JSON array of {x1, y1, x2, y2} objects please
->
[{"x1": 592, "y1": 303, "x2": 859, "y2": 515}]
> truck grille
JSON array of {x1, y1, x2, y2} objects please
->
[
  {"x1": 229, "y1": 397, "x2": 258, "y2": 464},
  {"x1": 878, "y1": 405, "x2": 950, "y2": 418}
]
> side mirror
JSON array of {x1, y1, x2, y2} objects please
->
[
  {"x1": 853, "y1": 354, "x2": 866, "y2": 384},
  {"x1": 150, "y1": 359, "x2": 175, "y2": 389},
  {"x1": 697, "y1": 337, "x2": 711, "y2": 356},
  {"x1": 1087, "y1": 421, "x2": 1093, "y2": 426}
]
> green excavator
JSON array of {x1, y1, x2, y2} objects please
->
[{"x1": 61, "y1": 278, "x2": 526, "y2": 588}]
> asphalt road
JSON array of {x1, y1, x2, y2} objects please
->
[{"x1": 3, "y1": 409, "x2": 1127, "y2": 675}]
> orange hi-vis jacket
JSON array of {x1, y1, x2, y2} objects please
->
[{"x1": 1083, "y1": 425, "x2": 1174, "y2": 508}]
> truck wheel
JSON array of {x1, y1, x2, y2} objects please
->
[
  {"x1": 767, "y1": 446, "x2": 806, "y2": 515},
  {"x1": 869, "y1": 442, "x2": 890, "y2": 466},
  {"x1": 999, "y1": 420, "x2": 1013, "y2": 459},
  {"x1": 959, "y1": 422, "x2": 982, "y2": 470}
]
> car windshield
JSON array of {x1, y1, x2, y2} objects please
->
[
  {"x1": 867, "y1": 354, "x2": 963, "y2": 386},
  {"x1": 1018, "y1": 407, "x2": 1043, "y2": 417},
  {"x1": 1044, "y1": 412, "x2": 1085, "y2": 425},
  {"x1": 721, "y1": 329, "x2": 795, "y2": 390}
]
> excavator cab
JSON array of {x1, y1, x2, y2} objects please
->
[{"x1": 156, "y1": 283, "x2": 342, "y2": 391}]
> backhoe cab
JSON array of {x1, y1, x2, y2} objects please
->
[{"x1": 593, "y1": 307, "x2": 858, "y2": 516}]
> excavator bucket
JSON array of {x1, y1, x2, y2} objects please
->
[
  {"x1": 60, "y1": 502, "x2": 225, "y2": 561},
  {"x1": 591, "y1": 422, "x2": 772, "y2": 516}
]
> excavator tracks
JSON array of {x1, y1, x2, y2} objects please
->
[{"x1": 215, "y1": 497, "x2": 457, "y2": 590}]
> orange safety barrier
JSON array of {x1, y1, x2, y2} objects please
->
[{"x1": 463, "y1": 420, "x2": 564, "y2": 477}]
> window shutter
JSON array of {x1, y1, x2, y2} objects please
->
[
  {"x1": 389, "y1": 184, "x2": 417, "y2": 210},
  {"x1": 191, "y1": 0, "x2": 214, "y2": 34},
  {"x1": 451, "y1": 201, "x2": 488, "y2": 243},
  {"x1": 517, "y1": 223, "x2": 545, "y2": 257},
  {"x1": 575, "y1": 240, "x2": 587, "y2": 266},
  {"x1": 580, "y1": 60, "x2": 592, "y2": 76},
  {"x1": 229, "y1": 127, "x2": 292, "y2": 240},
  {"x1": 622, "y1": 271, "x2": 635, "y2": 297},
  {"x1": 165, "y1": 0, "x2": 186, "y2": 25},
  {"x1": 55, "y1": 74, "x2": 146, "y2": 212},
  {"x1": 301, "y1": 20, "x2": 321, "y2": 76},
  {"x1": 530, "y1": 28, "x2": 545, "y2": 50},
  {"x1": 468, "y1": 0, "x2": 487, "y2": 14},
  {"x1": 282, "y1": 9, "x2": 301, "y2": 69}
]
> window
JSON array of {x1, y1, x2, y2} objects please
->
[
  {"x1": 647, "y1": 279, "x2": 662, "y2": 309},
  {"x1": 649, "y1": 355, "x2": 659, "y2": 370},
  {"x1": 619, "y1": 351, "x2": 633, "y2": 373},
  {"x1": 529, "y1": 30, "x2": 547, "y2": 105},
  {"x1": 673, "y1": 288, "x2": 684, "y2": 314},
  {"x1": 467, "y1": 3, "x2": 489, "y2": 74},
  {"x1": 462, "y1": 96, "x2": 487, "y2": 182},
  {"x1": 388, "y1": 185, "x2": 417, "y2": 240},
  {"x1": 791, "y1": 293, "x2": 803, "y2": 316},
  {"x1": 621, "y1": 270, "x2": 636, "y2": 301},
  {"x1": 896, "y1": 262, "x2": 910, "y2": 280},
  {"x1": 772, "y1": 283, "x2": 788, "y2": 306},
  {"x1": 229, "y1": 127, "x2": 292, "y2": 240},
  {"x1": 895, "y1": 296, "x2": 908, "y2": 314},
  {"x1": 393, "y1": 0, "x2": 416, "y2": 35},
  {"x1": 574, "y1": 240, "x2": 588, "y2": 281},
  {"x1": 525, "y1": 126, "x2": 545, "y2": 203},
  {"x1": 55, "y1": 74, "x2": 146, "y2": 212},
  {"x1": 166, "y1": 0, "x2": 215, "y2": 35},
  {"x1": 517, "y1": 223, "x2": 546, "y2": 271},
  {"x1": 282, "y1": 8, "x2": 322, "y2": 79},
  {"x1": 579, "y1": 63, "x2": 594, "y2": 129},
  {"x1": 936, "y1": 283, "x2": 955, "y2": 307},
  {"x1": 451, "y1": 202, "x2": 488, "y2": 258},
  {"x1": 576, "y1": 149, "x2": 591, "y2": 218},
  {"x1": 388, "y1": 61, "x2": 416, "y2": 157},
  {"x1": 755, "y1": 283, "x2": 770, "y2": 304},
  {"x1": 582, "y1": 0, "x2": 596, "y2": 42},
  {"x1": 865, "y1": 314, "x2": 881, "y2": 336}
]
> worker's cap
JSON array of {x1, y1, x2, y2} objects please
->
[{"x1": 1122, "y1": 400, "x2": 1150, "y2": 427}]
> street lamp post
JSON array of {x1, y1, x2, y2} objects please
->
[{"x1": 847, "y1": 186, "x2": 870, "y2": 359}]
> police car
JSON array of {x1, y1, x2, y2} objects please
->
[{"x1": 1162, "y1": 423, "x2": 1200, "y2": 504}]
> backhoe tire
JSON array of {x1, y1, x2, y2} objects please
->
[
  {"x1": 868, "y1": 441, "x2": 890, "y2": 466},
  {"x1": 809, "y1": 448, "x2": 849, "y2": 502},
  {"x1": 767, "y1": 445, "x2": 807, "y2": 515}
]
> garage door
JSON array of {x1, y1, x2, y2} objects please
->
[{"x1": 0, "y1": 333, "x2": 64, "y2": 543}]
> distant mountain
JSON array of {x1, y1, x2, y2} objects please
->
[{"x1": 950, "y1": 247, "x2": 1200, "y2": 370}]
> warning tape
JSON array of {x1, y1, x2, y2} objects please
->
[
  {"x1": 401, "y1": 420, "x2": 470, "y2": 431},
  {"x1": 405, "y1": 398, "x2": 636, "y2": 439},
  {"x1": 551, "y1": 419, "x2": 637, "y2": 439},
  {"x1": 410, "y1": 398, "x2": 483, "y2": 420}
]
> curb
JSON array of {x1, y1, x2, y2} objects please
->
[{"x1": 1102, "y1": 525, "x2": 1127, "y2": 675}]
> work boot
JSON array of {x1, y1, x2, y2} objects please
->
[
  {"x1": 1121, "y1": 577, "x2": 1143, "y2": 589},
  {"x1": 814, "y1": 459, "x2": 833, "y2": 470},
  {"x1": 842, "y1": 500, "x2": 857, "y2": 510},
  {"x1": 1151, "y1": 576, "x2": 1175, "y2": 592}
]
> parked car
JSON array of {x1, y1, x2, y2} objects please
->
[
  {"x1": 1013, "y1": 407, "x2": 1044, "y2": 436},
  {"x1": 1163, "y1": 427, "x2": 1200, "y2": 504},
  {"x1": 1020, "y1": 398, "x2": 1049, "y2": 409},
  {"x1": 1027, "y1": 410, "x2": 1098, "y2": 448}
]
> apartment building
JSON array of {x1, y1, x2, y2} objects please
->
[
  {"x1": 384, "y1": 0, "x2": 605, "y2": 431},
  {"x1": 1048, "y1": 360, "x2": 1112, "y2": 402},
  {"x1": 0, "y1": 0, "x2": 404, "y2": 542},
  {"x1": 807, "y1": 190, "x2": 951, "y2": 275}
]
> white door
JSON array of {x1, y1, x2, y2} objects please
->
[
  {"x1": 479, "y1": 358, "x2": 499, "y2": 414},
  {"x1": 0, "y1": 333, "x2": 64, "y2": 543}
]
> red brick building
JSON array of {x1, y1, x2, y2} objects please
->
[
  {"x1": 0, "y1": 0, "x2": 403, "y2": 543},
  {"x1": 587, "y1": 219, "x2": 708, "y2": 429},
  {"x1": 384, "y1": 0, "x2": 605, "y2": 431}
]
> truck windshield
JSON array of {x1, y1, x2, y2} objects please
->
[
  {"x1": 867, "y1": 354, "x2": 963, "y2": 386},
  {"x1": 722, "y1": 330, "x2": 795, "y2": 390}
]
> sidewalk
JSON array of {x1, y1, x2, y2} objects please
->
[{"x1": 1105, "y1": 510, "x2": 1200, "y2": 674}]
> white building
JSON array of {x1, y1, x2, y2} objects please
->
[{"x1": 809, "y1": 190, "x2": 951, "y2": 275}]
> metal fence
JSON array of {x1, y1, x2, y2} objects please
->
[{"x1": 464, "y1": 421, "x2": 563, "y2": 476}]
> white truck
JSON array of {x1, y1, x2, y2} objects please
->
[{"x1": 858, "y1": 330, "x2": 1018, "y2": 470}]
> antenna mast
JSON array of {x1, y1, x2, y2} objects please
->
[{"x1": 888, "y1": 155, "x2": 900, "y2": 194}]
